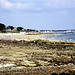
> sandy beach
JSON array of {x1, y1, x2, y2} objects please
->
[
  {"x1": 0, "y1": 33, "x2": 55, "y2": 41},
  {"x1": 0, "y1": 33, "x2": 75, "y2": 44},
  {"x1": 11, "y1": 33, "x2": 75, "y2": 43},
  {"x1": 12, "y1": 34, "x2": 42, "y2": 41}
]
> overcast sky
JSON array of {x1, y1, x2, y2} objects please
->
[{"x1": 0, "y1": 0, "x2": 75, "y2": 30}]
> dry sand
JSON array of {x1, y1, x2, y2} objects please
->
[
  {"x1": 0, "y1": 33, "x2": 43, "y2": 41},
  {"x1": 12, "y1": 34, "x2": 42, "y2": 41}
]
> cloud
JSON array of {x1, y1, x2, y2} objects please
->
[
  {"x1": 0, "y1": 0, "x2": 12, "y2": 9},
  {"x1": 0, "y1": 0, "x2": 32, "y2": 10},
  {"x1": 44, "y1": 0, "x2": 75, "y2": 9},
  {"x1": 0, "y1": 0, "x2": 75, "y2": 12}
]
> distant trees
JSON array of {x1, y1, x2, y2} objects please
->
[
  {"x1": 7, "y1": 26, "x2": 14, "y2": 31},
  {"x1": 26, "y1": 29, "x2": 38, "y2": 32},
  {"x1": 0, "y1": 23, "x2": 38, "y2": 33},
  {"x1": 0, "y1": 23, "x2": 6, "y2": 31},
  {"x1": 17, "y1": 27, "x2": 23, "y2": 31}
]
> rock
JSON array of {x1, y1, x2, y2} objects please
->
[
  {"x1": 20, "y1": 60, "x2": 37, "y2": 67},
  {"x1": 0, "y1": 63, "x2": 16, "y2": 68},
  {"x1": 44, "y1": 57, "x2": 53, "y2": 61},
  {"x1": 54, "y1": 64, "x2": 58, "y2": 66},
  {"x1": 36, "y1": 60, "x2": 50, "y2": 66}
]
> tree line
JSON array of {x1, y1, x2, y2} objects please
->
[{"x1": 0, "y1": 23, "x2": 38, "y2": 32}]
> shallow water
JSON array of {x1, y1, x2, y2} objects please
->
[{"x1": 43, "y1": 33, "x2": 75, "y2": 41}]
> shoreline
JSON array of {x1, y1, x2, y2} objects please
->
[
  {"x1": 0, "y1": 33, "x2": 75, "y2": 43},
  {"x1": 12, "y1": 33, "x2": 75, "y2": 43}
]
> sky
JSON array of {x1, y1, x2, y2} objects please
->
[{"x1": 0, "y1": 0, "x2": 75, "y2": 30}]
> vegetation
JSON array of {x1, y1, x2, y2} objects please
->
[
  {"x1": 17, "y1": 27, "x2": 23, "y2": 31},
  {"x1": 7, "y1": 31, "x2": 20, "y2": 33},
  {"x1": 7, "y1": 26, "x2": 14, "y2": 31},
  {"x1": 26, "y1": 29, "x2": 38, "y2": 32},
  {"x1": 0, "y1": 39, "x2": 75, "y2": 74},
  {"x1": 0, "y1": 22, "x2": 38, "y2": 33},
  {"x1": 0, "y1": 23, "x2": 6, "y2": 31}
]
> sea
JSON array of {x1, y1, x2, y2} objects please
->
[{"x1": 43, "y1": 32, "x2": 75, "y2": 41}]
